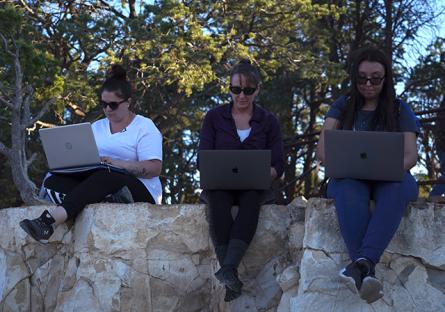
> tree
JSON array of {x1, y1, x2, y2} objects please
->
[{"x1": 0, "y1": 5, "x2": 61, "y2": 204}]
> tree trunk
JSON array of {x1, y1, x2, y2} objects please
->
[
  {"x1": 384, "y1": 0, "x2": 394, "y2": 63},
  {"x1": 10, "y1": 94, "x2": 39, "y2": 204}
]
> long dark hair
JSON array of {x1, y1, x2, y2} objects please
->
[
  {"x1": 342, "y1": 47, "x2": 398, "y2": 131},
  {"x1": 100, "y1": 65, "x2": 132, "y2": 100}
]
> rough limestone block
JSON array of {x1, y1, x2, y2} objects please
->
[
  {"x1": 2, "y1": 199, "x2": 443, "y2": 311},
  {"x1": 0, "y1": 202, "x2": 298, "y2": 312},
  {"x1": 290, "y1": 198, "x2": 445, "y2": 312}
]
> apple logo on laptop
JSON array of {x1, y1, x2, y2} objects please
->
[
  {"x1": 360, "y1": 152, "x2": 367, "y2": 159},
  {"x1": 232, "y1": 167, "x2": 239, "y2": 174},
  {"x1": 65, "y1": 142, "x2": 73, "y2": 150}
]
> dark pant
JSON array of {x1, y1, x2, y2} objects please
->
[
  {"x1": 207, "y1": 190, "x2": 261, "y2": 245},
  {"x1": 44, "y1": 170, "x2": 155, "y2": 220},
  {"x1": 327, "y1": 172, "x2": 418, "y2": 264}
]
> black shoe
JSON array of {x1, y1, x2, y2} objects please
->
[
  {"x1": 355, "y1": 258, "x2": 383, "y2": 303},
  {"x1": 339, "y1": 261, "x2": 363, "y2": 293},
  {"x1": 19, "y1": 210, "x2": 55, "y2": 244},
  {"x1": 215, "y1": 266, "x2": 243, "y2": 293},
  {"x1": 340, "y1": 258, "x2": 383, "y2": 303},
  {"x1": 224, "y1": 286, "x2": 241, "y2": 302}
]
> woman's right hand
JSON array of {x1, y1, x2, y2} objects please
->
[{"x1": 316, "y1": 117, "x2": 340, "y2": 164}]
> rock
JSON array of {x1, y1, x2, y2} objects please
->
[
  {"x1": 386, "y1": 203, "x2": 445, "y2": 269},
  {"x1": 0, "y1": 203, "x2": 294, "y2": 311},
  {"x1": 277, "y1": 265, "x2": 299, "y2": 292},
  {"x1": 291, "y1": 198, "x2": 445, "y2": 312},
  {"x1": 1, "y1": 199, "x2": 444, "y2": 311}
]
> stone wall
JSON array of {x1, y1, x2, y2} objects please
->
[{"x1": 0, "y1": 199, "x2": 443, "y2": 312}]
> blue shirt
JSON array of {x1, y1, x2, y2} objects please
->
[
  {"x1": 326, "y1": 96, "x2": 419, "y2": 133},
  {"x1": 199, "y1": 103, "x2": 284, "y2": 178}
]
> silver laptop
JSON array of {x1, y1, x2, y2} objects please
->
[
  {"x1": 324, "y1": 130, "x2": 404, "y2": 181},
  {"x1": 39, "y1": 123, "x2": 127, "y2": 174},
  {"x1": 199, "y1": 150, "x2": 271, "y2": 190}
]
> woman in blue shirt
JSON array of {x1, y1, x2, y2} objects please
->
[{"x1": 316, "y1": 47, "x2": 418, "y2": 304}]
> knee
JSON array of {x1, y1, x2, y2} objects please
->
[
  {"x1": 381, "y1": 174, "x2": 418, "y2": 197},
  {"x1": 328, "y1": 178, "x2": 369, "y2": 200},
  {"x1": 208, "y1": 190, "x2": 232, "y2": 206},
  {"x1": 240, "y1": 190, "x2": 261, "y2": 202},
  {"x1": 43, "y1": 174, "x2": 58, "y2": 188},
  {"x1": 90, "y1": 170, "x2": 111, "y2": 180}
]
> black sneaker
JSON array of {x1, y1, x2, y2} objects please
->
[
  {"x1": 339, "y1": 261, "x2": 363, "y2": 293},
  {"x1": 355, "y1": 258, "x2": 383, "y2": 303},
  {"x1": 20, "y1": 218, "x2": 54, "y2": 244},
  {"x1": 215, "y1": 266, "x2": 243, "y2": 293},
  {"x1": 340, "y1": 258, "x2": 384, "y2": 303}
]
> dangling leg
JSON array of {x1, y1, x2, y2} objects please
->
[
  {"x1": 327, "y1": 178, "x2": 371, "y2": 261},
  {"x1": 216, "y1": 190, "x2": 261, "y2": 300},
  {"x1": 357, "y1": 173, "x2": 418, "y2": 303},
  {"x1": 20, "y1": 170, "x2": 154, "y2": 243},
  {"x1": 20, "y1": 173, "x2": 82, "y2": 243},
  {"x1": 327, "y1": 178, "x2": 374, "y2": 295}
]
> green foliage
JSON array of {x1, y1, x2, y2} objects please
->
[{"x1": 0, "y1": 0, "x2": 444, "y2": 207}]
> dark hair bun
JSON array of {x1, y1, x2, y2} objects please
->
[
  {"x1": 238, "y1": 59, "x2": 252, "y2": 65},
  {"x1": 110, "y1": 64, "x2": 127, "y2": 80}
]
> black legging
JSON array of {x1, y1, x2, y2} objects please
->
[
  {"x1": 44, "y1": 170, "x2": 155, "y2": 220},
  {"x1": 207, "y1": 190, "x2": 261, "y2": 245}
]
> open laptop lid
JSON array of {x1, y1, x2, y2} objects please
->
[
  {"x1": 39, "y1": 123, "x2": 101, "y2": 170},
  {"x1": 324, "y1": 129, "x2": 404, "y2": 181},
  {"x1": 199, "y1": 150, "x2": 271, "y2": 190}
]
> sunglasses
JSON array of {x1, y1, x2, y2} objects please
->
[
  {"x1": 229, "y1": 85, "x2": 257, "y2": 95},
  {"x1": 100, "y1": 98, "x2": 128, "y2": 110},
  {"x1": 357, "y1": 76, "x2": 385, "y2": 86}
]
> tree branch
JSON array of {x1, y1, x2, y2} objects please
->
[
  {"x1": 12, "y1": 39, "x2": 23, "y2": 110},
  {"x1": 23, "y1": 99, "x2": 55, "y2": 129},
  {"x1": 21, "y1": 84, "x2": 33, "y2": 126},
  {"x1": 0, "y1": 33, "x2": 15, "y2": 58},
  {"x1": 0, "y1": 141, "x2": 11, "y2": 158},
  {"x1": 0, "y1": 94, "x2": 13, "y2": 109},
  {"x1": 18, "y1": 0, "x2": 36, "y2": 15},
  {"x1": 98, "y1": 0, "x2": 127, "y2": 20},
  {"x1": 26, "y1": 152, "x2": 37, "y2": 168}
]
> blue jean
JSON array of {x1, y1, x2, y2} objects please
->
[
  {"x1": 429, "y1": 150, "x2": 445, "y2": 197},
  {"x1": 327, "y1": 173, "x2": 418, "y2": 264}
]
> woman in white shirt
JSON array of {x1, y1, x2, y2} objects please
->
[{"x1": 20, "y1": 65, "x2": 162, "y2": 244}]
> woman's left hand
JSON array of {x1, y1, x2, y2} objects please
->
[
  {"x1": 270, "y1": 167, "x2": 277, "y2": 180},
  {"x1": 100, "y1": 157, "x2": 161, "y2": 178},
  {"x1": 100, "y1": 157, "x2": 123, "y2": 168}
]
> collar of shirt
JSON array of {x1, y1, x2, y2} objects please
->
[{"x1": 221, "y1": 101, "x2": 264, "y2": 123}]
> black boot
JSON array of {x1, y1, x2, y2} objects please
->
[
  {"x1": 20, "y1": 210, "x2": 55, "y2": 244},
  {"x1": 215, "y1": 245, "x2": 228, "y2": 266},
  {"x1": 224, "y1": 285, "x2": 242, "y2": 302},
  {"x1": 215, "y1": 245, "x2": 242, "y2": 301},
  {"x1": 215, "y1": 239, "x2": 248, "y2": 293}
]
